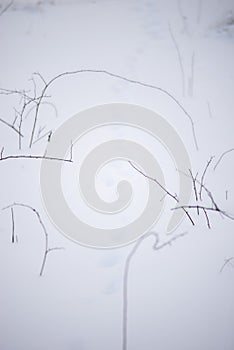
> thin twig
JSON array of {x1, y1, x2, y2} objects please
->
[
  {"x1": 202, "y1": 207, "x2": 210, "y2": 229},
  {"x1": 207, "y1": 101, "x2": 213, "y2": 119},
  {"x1": 220, "y1": 257, "x2": 234, "y2": 273},
  {"x1": 11, "y1": 207, "x2": 15, "y2": 243},
  {"x1": 2, "y1": 202, "x2": 64, "y2": 276},
  {"x1": 199, "y1": 156, "x2": 214, "y2": 201},
  {"x1": 213, "y1": 148, "x2": 234, "y2": 171},
  {"x1": 189, "y1": 169, "x2": 199, "y2": 214},
  {"x1": 168, "y1": 23, "x2": 185, "y2": 96},
  {"x1": 1, "y1": 147, "x2": 4, "y2": 159},
  {"x1": 129, "y1": 160, "x2": 195, "y2": 226},
  {"x1": 0, "y1": 154, "x2": 73, "y2": 163},
  {"x1": 172, "y1": 205, "x2": 234, "y2": 221},
  {"x1": 122, "y1": 230, "x2": 187, "y2": 350},
  {"x1": 27, "y1": 69, "x2": 198, "y2": 150},
  {"x1": 0, "y1": 117, "x2": 24, "y2": 137},
  {"x1": 32, "y1": 130, "x2": 52, "y2": 145},
  {"x1": 0, "y1": 0, "x2": 13, "y2": 17}
]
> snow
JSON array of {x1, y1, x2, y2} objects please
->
[{"x1": 0, "y1": 0, "x2": 234, "y2": 349}]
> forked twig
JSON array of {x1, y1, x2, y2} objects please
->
[
  {"x1": 0, "y1": 117, "x2": 24, "y2": 137},
  {"x1": 2, "y1": 203, "x2": 64, "y2": 276},
  {"x1": 129, "y1": 160, "x2": 195, "y2": 226},
  {"x1": 199, "y1": 156, "x2": 214, "y2": 200}
]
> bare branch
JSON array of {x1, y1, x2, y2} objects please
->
[
  {"x1": 32, "y1": 130, "x2": 52, "y2": 145},
  {"x1": 0, "y1": 117, "x2": 24, "y2": 137},
  {"x1": 122, "y1": 230, "x2": 188, "y2": 350},
  {"x1": 27, "y1": 69, "x2": 198, "y2": 150},
  {"x1": 168, "y1": 23, "x2": 185, "y2": 96},
  {"x1": 202, "y1": 207, "x2": 210, "y2": 229},
  {"x1": 213, "y1": 148, "x2": 234, "y2": 171},
  {"x1": 1, "y1": 147, "x2": 4, "y2": 159},
  {"x1": 129, "y1": 160, "x2": 195, "y2": 226},
  {"x1": 172, "y1": 205, "x2": 234, "y2": 221},
  {"x1": 0, "y1": 0, "x2": 13, "y2": 17},
  {"x1": 199, "y1": 156, "x2": 214, "y2": 201},
  {"x1": 11, "y1": 207, "x2": 16, "y2": 243},
  {"x1": 220, "y1": 257, "x2": 234, "y2": 273},
  {"x1": 2, "y1": 202, "x2": 64, "y2": 276},
  {"x1": 0, "y1": 154, "x2": 72, "y2": 163}
]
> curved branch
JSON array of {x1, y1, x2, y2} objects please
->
[
  {"x1": 28, "y1": 69, "x2": 199, "y2": 150},
  {"x1": 122, "y1": 230, "x2": 188, "y2": 350}
]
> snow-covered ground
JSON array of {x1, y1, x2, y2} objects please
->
[{"x1": 0, "y1": 1, "x2": 234, "y2": 349}]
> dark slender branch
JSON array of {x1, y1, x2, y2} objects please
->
[
  {"x1": 0, "y1": 154, "x2": 73, "y2": 163},
  {"x1": 1, "y1": 147, "x2": 4, "y2": 159},
  {"x1": 172, "y1": 205, "x2": 234, "y2": 221},
  {"x1": 220, "y1": 257, "x2": 234, "y2": 273},
  {"x1": 2, "y1": 203, "x2": 64, "y2": 276},
  {"x1": 0, "y1": 0, "x2": 13, "y2": 17},
  {"x1": 32, "y1": 130, "x2": 52, "y2": 145},
  {"x1": 129, "y1": 160, "x2": 195, "y2": 226},
  {"x1": 202, "y1": 207, "x2": 210, "y2": 229},
  {"x1": 188, "y1": 169, "x2": 199, "y2": 214},
  {"x1": 199, "y1": 156, "x2": 214, "y2": 201},
  {"x1": 213, "y1": 148, "x2": 234, "y2": 171},
  {"x1": 11, "y1": 207, "x2": 15, "y2": 243},
  {"x1": 122, "y1": 230, "x2": 187, "y2": 350},
  {"x1": 28, "y1": 69, "x2": 198, "y2": 149},
  {"x1": 0, "y1": 117, "x2": 24, "y2": 137}
]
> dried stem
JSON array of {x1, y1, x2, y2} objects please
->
[
  {"x1": 129, "y1": 160, "x2": 195, "y2": 226},
  {"x1": 213, "y1": 148, "x2": 234, "y2": 171},
  {"x1": 122, "y1": 230, "x2": 188, "y2": 350},
  {"x1": 199, "y1": 156, "x2": 214, "y2": 201},
  {"x1": 172, "y1": 205, "x2": 234, "y2": 222},
  {"x1": 11, "y1": 207, "x2": 15, "y2": 243},
  {"x1": 26, "y1": 69, "x2": 198, "y2": 150},
  {"x1": 0, "y1": 117, "x2": 24, "y2": 137},
  {"x1": 220, "y1": 257, "x2": 234, "y2": 273},
  {"x1": 0, "y1": 154, "x2": 72, "y2": 163},
  {"x1": 0, "y1": 0, "x2": 13, "y2": 17},
  {"x1": 2, "y1": 203, "x2": 64, "y2": 276}
]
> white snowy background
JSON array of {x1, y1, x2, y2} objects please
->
[{"x1": 0, "y1": 0, "x2": 234, "y2": 349}]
